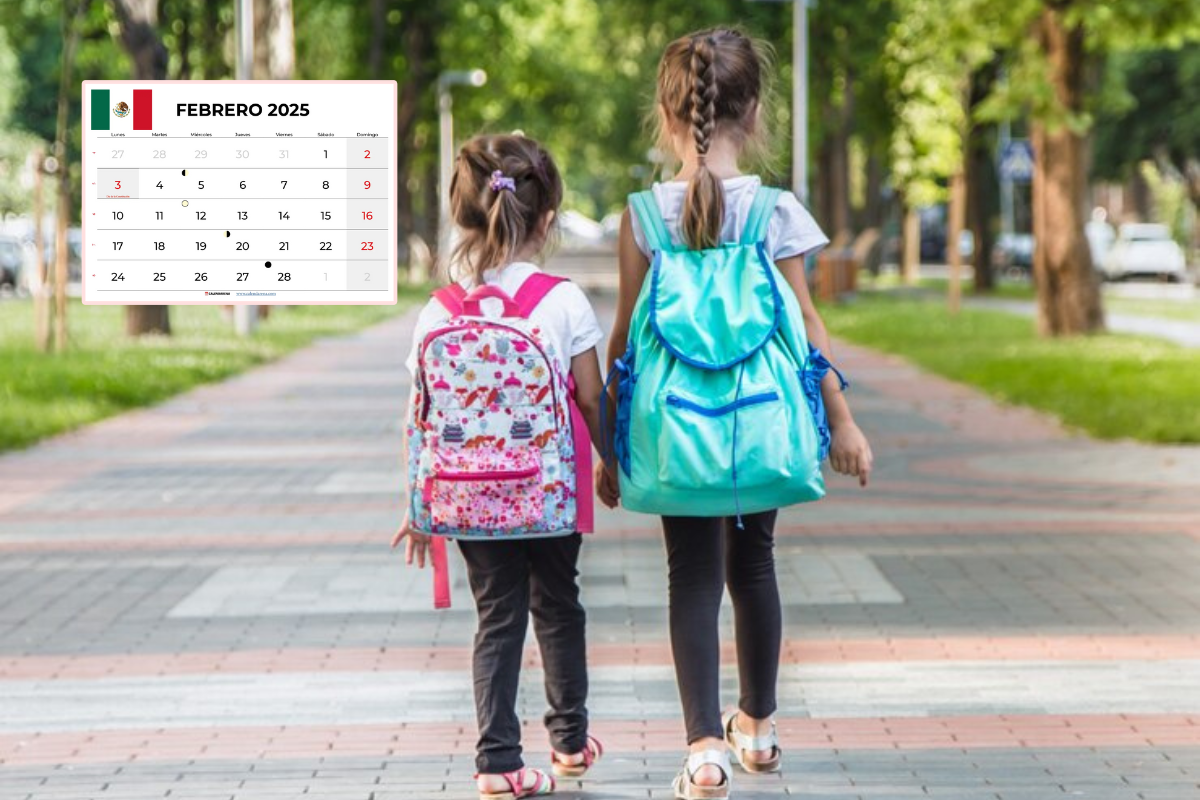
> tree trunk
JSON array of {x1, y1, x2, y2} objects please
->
[
  {"x1": 947, "y1": 170, "x2": 966, "y2": 314},
  {"x1": 422, "y1": 159, "x2": 440, "y2": 271},
  {"x1": 966, "y1": 140, "x2": 996, "y2": 293},
  {"x1": 863, "y1": 151, "x2": 885, "y2": 231},
  {"x1": 367, "y1": 0, "x2": 386, "y2": 79},
  {"x1": 177, "y1": 0, "x2": 191, "y2": 79},
  {"x1": 1030, "y1": 7, "x2": 1104, "y2": 336},
  {"x1": 111, "y1": 0, "x2": 171, "y2": 337},
  {"x1": 201, "y1": 0, "x2": 225, "y2": 79},
  {"x1": 1127, "y1": 168, "x2": 1152, "y2": 221},
  {"x1": 396, "y1": 6, "x2": 437, "y2": 266},
  {"x1": 817, "y1": 81, "x2": 854, "y2": 240},
  {"x1": 52, "y1": 2, "x2": 85, "y2": 353},
  {"x1": 966, "y1": 64, "x2": 997, "y2": 293},
  {"x1": 901, "y1": 203, "x2": 920, "y2": 285}
]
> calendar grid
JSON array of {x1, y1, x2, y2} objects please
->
[{"x1": 82, "y1": 79, "x2": 398, "y2": 305}]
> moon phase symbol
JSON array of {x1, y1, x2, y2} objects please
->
[
  {"x1": 225, "y1": 231, "x2": 230, "y2": 238},
  {"x1": 181, "y1": 200, "x2": 189, "y2": 207},
  {"x1": 181, "y1": 169, "x2": 187, "y2": 176},
  {"x1": 265, "y1": 261, "x2": 272, "y2": 268}
]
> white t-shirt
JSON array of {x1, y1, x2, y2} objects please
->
[
  {"x1": 404, "y1": 261, "x2": 604, "y2": 378},
  {"x1": 629, "y1": 174, "x2": 829, "y2": 261}
]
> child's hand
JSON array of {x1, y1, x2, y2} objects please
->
[
  {"x1": 595, "y1": 461, "x2": 620, "y2": 508},
  {"x1": 830, "y1": 423, "x2": 873, "y2": 487},
  {"x1": 391, "y1": 513, "x2": 432, "y2": 568}
]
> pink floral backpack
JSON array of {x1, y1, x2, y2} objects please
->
[{"x1": 406, "y1": 273, "x2": 594, "y2": 608}]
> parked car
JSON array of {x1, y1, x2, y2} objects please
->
[
  {"x1": 0, "y1": 234, "x2": 23, "y2": 289},
  {"x1": 991, "y1": 233, "x2": 1035, "y2": 278},
  {"x1": 1101, "y1": 223, "x2": 1188, "y2": 282}
]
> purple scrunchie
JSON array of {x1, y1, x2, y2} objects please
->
[{"x1": 489, "y1": 170, "x2": 516, "y2": 193}]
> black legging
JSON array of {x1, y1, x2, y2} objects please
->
[{"x1": 662, "y1": 510, "x2": 781, "y2": 744}]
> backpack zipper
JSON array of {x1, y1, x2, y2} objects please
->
[
  {"x1": 664, "y1": 391, "x2": 779, "y2": 417},
  {"x1": 434, "y1": 467, "x2": 539, "y2": 482}
]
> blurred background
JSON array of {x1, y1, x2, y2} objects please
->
[{"x1": 0, "y1": 0, "x2": 1197, "y2": 450}]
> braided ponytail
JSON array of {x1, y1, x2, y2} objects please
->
[
  {"x1": 683, "y1": 35, "x2": 724, "y2": 250},
  {"x1": 653, "y1": 28, "x2": 772, "y2": 250}
]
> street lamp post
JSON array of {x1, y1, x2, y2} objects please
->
[
  {"x1": 748, "y1": 0, "x2": 814, "y2": 204},
  {"x1": 437, "y1": 70, "x2": 487, "y2": 272},
  {"x1": 233, "y1": 0, "x2": 257, "y2": 336}
]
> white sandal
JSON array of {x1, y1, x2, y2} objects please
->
[
  {"x1": 672, "y1": 749, "x2": 732, "y2": 800},
  {"x1": 722, "y1": 710, "x2": 782, "y2": 773}
]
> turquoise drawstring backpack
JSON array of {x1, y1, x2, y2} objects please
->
[{"x1": 604, "y1": 185, "x2": 846, "y2": 521}]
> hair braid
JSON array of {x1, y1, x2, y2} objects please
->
[
  {"x1": 682, "y1": 34, "x2": 724, "y2": 249},
  {"x1": 689, "y1": 36, "x2": 718, "y2": 163}
]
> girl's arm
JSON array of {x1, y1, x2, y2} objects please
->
[
  {"x1": 569, "y1": 347, "x2": 605, "y2": 448},
  {"x1": 607, "y1": 209, "x2": 651, "y2": 374},
  {"x1": 591, "y1": 210, "x2": 651, "y2": 507},
  {"x1": 775, "y1": 254, "x2": 874, "y2": 487}
]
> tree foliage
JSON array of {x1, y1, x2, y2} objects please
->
[{"x1": 1092, "y1": 45, "x2": 1200, "y2": 199}]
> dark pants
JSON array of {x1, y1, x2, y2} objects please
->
[
  {"x1": 662, "y1": 510, "x2": 782, "y2": 744},
  {"x1": 457, "y1": 534, "x2": 589, "y2": 774}
]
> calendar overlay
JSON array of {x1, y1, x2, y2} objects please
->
[{"x1": 82, "y1": 80, "x2": 398, "y2": 305}]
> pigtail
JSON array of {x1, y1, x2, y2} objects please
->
[
  {"x1": 448, "y1": 135, "x2": 564, "y2": 285},
  {"x1": 682, "y1": 35, "x2": 724, "y2": 250},
  {"x1": 479, "y1": 176, "x2": 529, "y2": 285}
]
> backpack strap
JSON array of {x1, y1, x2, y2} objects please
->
[
  {"x1": 629, "y1": 190, "x2": 673, "y2": 253},
  {"x1": 431, "y1": 283, "x2": 467, "y2": 315},
  {"x1": 513, "y1": 273, "x2": 568, "y2": 318},
  {"x1": 431, "y1": 536, "x2": 451, "y2": 609},
  {"x1": 740, "y1": 186, "x2": 783, "y2": 245}
]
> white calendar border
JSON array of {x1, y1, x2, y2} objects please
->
[{"x1": 81, "y1": 79, "x2": 399, "y2": 306}]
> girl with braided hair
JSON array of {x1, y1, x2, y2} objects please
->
[{"x1": 597, "y1": 28, "x2": 873, "y2": 799}]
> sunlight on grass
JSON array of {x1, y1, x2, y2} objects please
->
[
  {"x1": 820, "y1": 292, "x2": 1200, "y2": 444},
  {"x1": 0, "y1": 289, "x2": 425, "y2": 452}
]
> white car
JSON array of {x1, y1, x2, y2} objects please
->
[
  {"x1": 1101, "y1": 223, "x2": 1188, "y2": 282},
  {"x1": 0, "y1": 234, "x2": 23, "y2": 289}
]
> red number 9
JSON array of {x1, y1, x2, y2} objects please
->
[{"x1": 364, "y1": 180, "x2": 371, "y2": 190}]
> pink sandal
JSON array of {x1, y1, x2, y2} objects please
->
[
  {"x1": 550, "y1": 734, "x2": 604, "y2": 778},
  {"x1": 476, "y1": 767, "x2": 555, "y2": 800}
]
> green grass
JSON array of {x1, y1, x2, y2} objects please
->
[
  {"x1": 858, "y1": 274, "x2": 1037, "y2": 301},
  {"x1": 819, "y1": 292, "x2": 1200, "y2": 444},
  {"x1": 0, "y1": 289, "x2": 426, "y2": 452},
  {"x1": 864, "y1": 273, "x2": 1200, "y2": 322}
]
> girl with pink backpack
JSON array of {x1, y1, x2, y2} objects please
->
[{"x1": 394, "y1": 134, "x2": 607, "y2": 800}]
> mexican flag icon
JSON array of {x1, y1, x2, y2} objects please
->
[{"x1": 89, "y1": 88, "x2": 152, "y2": 131}]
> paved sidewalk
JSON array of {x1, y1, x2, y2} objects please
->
[{"x1": 1, "y1": 296, "x2": 1198, "y2": 800}]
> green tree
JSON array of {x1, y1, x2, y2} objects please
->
[
  {"x1": 810, "y1": 0, "x2": 895, "y2": 238},
  {"x1": 977, "y1": 0, "x2": 1200, "y2": 336},
  {"x1": 1092, "y1": 45, "x2": 1200, "y2": 212}
]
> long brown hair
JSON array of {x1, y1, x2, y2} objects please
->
[
  {"x1": 449, "y1": 134, "x2": 563, "y2": 284},
  {"x1": 655, "y1": 28, "x2": 772, "y2": 250}
]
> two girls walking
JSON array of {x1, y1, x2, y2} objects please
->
[{"x1": 396, "y1": 26, "x2": 872, "y2": 800}]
